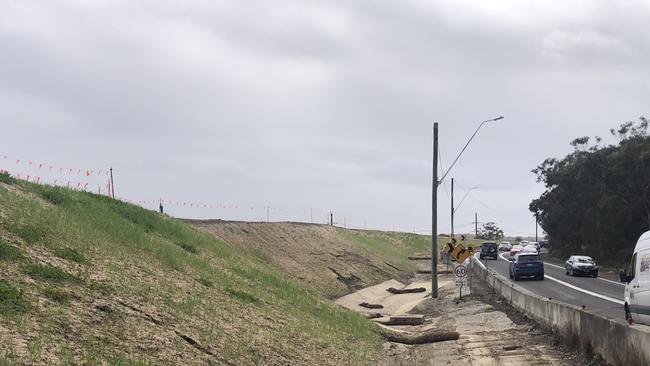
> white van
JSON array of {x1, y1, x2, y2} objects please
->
[{"x1": 621, "y1": 231, "x2": 650, "y2": 324}]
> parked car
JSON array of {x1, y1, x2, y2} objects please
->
[
  {"x1": 510, "y1": 245, "x2": 523, "y2": 257},
  {"x1": 479, "y1": 242, "x2": 498, "y2": 260},
  {"x1": 565, "y1": 255, "x2": 598, "y2": 277},
  {"x1": 520, "y1": 240, "x2": 530, "y2": 246},
  {"x1": 498, "y1": 241, "x2": 512, "y2": 251},
  {"x1": 620, "y1": 231, "x2": 650, "y2": 325},
  {"x1": 509, "y1": 253, "x2": 544, "y2": 281}
]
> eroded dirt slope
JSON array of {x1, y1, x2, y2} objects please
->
[{"x1": 187, "y1": 220, "x2": 431, "y2": 299}]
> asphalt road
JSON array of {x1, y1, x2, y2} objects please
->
[{"x1": 475, "y1": 251, "x2": 626, "y2": 320}]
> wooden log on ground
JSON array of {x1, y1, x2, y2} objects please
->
[
  {"x1": 408, "y1": 255, "x2": 432, "y2": 260},
  {"x1": 359, "y1": 302, "x2": 384, "y2": 309},
  {"x1": 365, "y1": 313, "x2": 383, "y2": 319},
  {"x1": 378, "y1": 326, "x2": 459, "y2": 345},
  {"x1": 416, "y1": 269, "x2": 452, "y2": 274},
  {"x1": 387, "y1": 287, "x2": 426, "y2": 294},
  {"x1": 377, "y1": 314, "x2": 425, "y2": 326}
]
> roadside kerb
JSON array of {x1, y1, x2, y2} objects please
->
[{"x1": 470, "y1": 256, "x2": 650, "y2": 366}]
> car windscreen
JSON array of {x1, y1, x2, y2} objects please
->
[
  {"x1": 517, "y1": 255, "x2": 540, "y2": 262},
  {"x1": 576, "y1": 257, "x2": 593, "y2": 263}
]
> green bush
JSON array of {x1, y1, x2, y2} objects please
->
[
  {"x1": 0, "y1": 280, "x2": 29, "y2": 315},
  {"x1": 23, "y1": 263, "x2": 75, "y2": 283},
  {"x1": 0, "y1": 240, "x2": 23, "y2": 261},
  {"x1": 0, "y1": 172, "x2": 16, "y2": 184},
  {"x1": 6, "y1": 223, "x2": 47, "y2": 244},
  {"x1": 43, "y1": 287, "x2": 72, "y2": 304},
  {"x1": 32, "y1": 186, "x2": 71, "y2": 206},
  {"x1": 176, "y1": 242, "x2": 198, "y2": 254},
  {"x1": 225, "y1": 288, "x2": 260, "y2": 304},
  {"x1": 54, "y1": 246, "x2": 85, "y2": 264}
]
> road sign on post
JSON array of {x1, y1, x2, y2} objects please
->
[
  {"x1": 454, "y1": 263, "x2": 468, "y2": 300},
  {"x1": 454, "y1": 263, "x2": 468, "y2": 288}
]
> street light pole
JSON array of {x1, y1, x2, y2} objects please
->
[
  {"x1": 454, "y1": 186, "x2": 478, "y2": 215},
  {"x1": 432, "y1": 123, "x2": 439, "y2": 298},
  {"x1": 431, "y1": 116, "x2": 503, "y2": 299},
  {"x1": 438, "y1": 116, "x2": 503, "y2": 184}
]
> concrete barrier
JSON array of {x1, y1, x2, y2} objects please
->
[{"x1": 471, "y1": 258, "x2": 650, "y2": 366}]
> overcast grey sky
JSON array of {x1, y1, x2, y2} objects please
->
[{"x1": 1, "y1": 1, "x2": 649, "y2": 236}]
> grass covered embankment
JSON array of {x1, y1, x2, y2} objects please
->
[{"x1": 0, "y1": 174, "x2": 383, "y2": 365}]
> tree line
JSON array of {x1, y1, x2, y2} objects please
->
[{"x1": 530, "y1": 117, "x2": 650, "y2": 265}]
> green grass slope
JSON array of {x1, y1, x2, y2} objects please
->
[{"x1": 0, "y1": 174, "x2": 381, "y2": 365}]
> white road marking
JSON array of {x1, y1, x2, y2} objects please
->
[
  {"x1": 543, "y1": 275, "x2": 624, "y2": 305},
  {"x1": 495, "y1": 252, "x2": 625, "y2": 305},
  {"x1": 598, "y1": 277, "x2": 625, "y2": 286},
  {"x1": 543, "y1": 262, "x2": 564, "y2": 270}
]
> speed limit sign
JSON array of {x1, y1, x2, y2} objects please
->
[{"x1": 454, "y1": 263, "x2": 468, "y2": 288}]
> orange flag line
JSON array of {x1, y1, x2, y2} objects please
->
[{"x1": 2, "y1": 154, "x2": 110, "y2": 177}]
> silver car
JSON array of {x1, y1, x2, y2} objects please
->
[
  {"x1": 565, "y1": 255, "x2": 599, "y2": 277},
  {"x1": 498, "y1": 241, "x2": 512, "y2": 251}
]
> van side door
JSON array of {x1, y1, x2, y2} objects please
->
[
  {"x1": 625, "y1": 252, "x2": 637, "y2": 320},
  {"x1": 635, "y1": 248, "x2": 650, "y2": 324}
]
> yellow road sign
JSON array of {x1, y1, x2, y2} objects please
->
[{"x1": 449, "y1": 243, "x2": 474, "y2": 263}]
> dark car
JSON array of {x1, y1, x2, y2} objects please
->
[
  {"x1": 479, "y1": 242, "x2": 498, "y2": 260},
  {"x1": 565, "y1": 255, "x2": 598, "y2": 277},
  {"x1": 509, "y1": 253, "x2": 544, "y2": 281}
]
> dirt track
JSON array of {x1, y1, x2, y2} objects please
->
[{"x1": 337, "y1": 267, "x2": 595, "y2": 366}]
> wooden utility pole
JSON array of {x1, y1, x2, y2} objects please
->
[
  {"x1": 451, "y1": 177, "x2": 455, "y2": 238},
  {"x1": 109, "y1": 167, "x2": 115, "y2": 199},
  {"x1": 475, "y1": 213, "x2": 478, "y2": 238},
  {"x1": 432, "y1": 123, "x2": 439, "y2": 298}
]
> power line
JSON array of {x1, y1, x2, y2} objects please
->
[
  {"x1": 468, "y1": 195, "x2": 511, "y2": 216},
  {"x1": 438, "y1": 145, "x2": 450, "y2": 200}
]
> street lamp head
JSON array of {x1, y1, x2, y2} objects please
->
[{"x1": 492, "y1": 116, "x2": 504, "y2": 121}]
